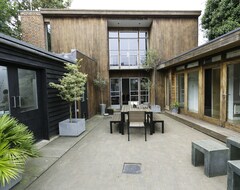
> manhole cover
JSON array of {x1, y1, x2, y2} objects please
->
[{"x1": 122, "y1": 163, "x2": 141, "y2": 174}]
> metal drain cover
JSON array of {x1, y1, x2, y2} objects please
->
[{"x1": 122, "y1": 163, "x2": 141, "y2": 174}]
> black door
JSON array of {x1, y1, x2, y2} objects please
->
[
  {"x1": 7, "y1": 66, "x2": 44, "y2": 141},
  {"x1": 80, "y1": 84, "x2": 88, "y2": 119}
]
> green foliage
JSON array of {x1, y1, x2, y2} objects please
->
[
  {"x1": 142, "y1": 49, "x2": 160, "y2": 70},
  {"x1": 171, "y1": 101, "x2": 180, "y2": 109},
  {"x1": 0, "y1": 114, "x2": 39, "y2": 187},
  {"x1": 93, "y1": 72, "x2": 107, "y2": 104},
  {"x1": 49, "y1": 61, "x2": 87, "y2": 120},
  {"x1": 0, "y1": 0, "x2": 72, "y2": 39},
  {"x1": 202, "y1": 0, "x2": 240, "y2": 40}
]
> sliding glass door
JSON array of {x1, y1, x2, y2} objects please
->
[{"x1": 188, "y1": 71, "x2": 199, "y2": 113}]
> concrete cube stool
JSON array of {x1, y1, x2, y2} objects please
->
[
  {"x1": 227, "y1": 160, "x2": 240, "y2": 190},
  {"x1": 192, "y1": 139, "x2": 229, "y2": 177},
  {"x1": 227, "y1": 137, "x2": 240, "y2": 160}
]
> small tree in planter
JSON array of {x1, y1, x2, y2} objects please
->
[
  {"x1": 49, "y1": 61, "x2": 87, "y2": 136},
  {"x1": 142, "y1": 49, "x2": 161, "y2": 110},
  {"x1": 0, "y1": 115, "x2": 39, "y2": 190},
  {"x1": 171, "y1": 101, "x2": 180, "y2": 114},
  {"x1": 93, "y1": 72, "x2": 107, "y2": 115}
]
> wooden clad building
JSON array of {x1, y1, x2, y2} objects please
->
[
  {"x1": 159, "y1": 28, "x2": 240, "y2": 131},
  {"x1": 20, "y1": 9, "x2": 201, "y2": 110},
  {"x1": 0, "y1": 33, "x2": 95, "y2": 140}
]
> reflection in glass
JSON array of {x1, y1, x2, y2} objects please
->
[
  {"x1": 18, "y1": 69, "x2": 38, "y2": 112},
  {"x1": 188, "y1": 71, "x2": 198, "y2": 113},
  {"x1": 110, "y1": 78, "x2": 121, "y2": 106},
  {"x1": 227, "y1": 63, "x2": 240, "y2": 124},
  {"x1": 0, "y1": 66, "x2": 9, "y2": 115}
]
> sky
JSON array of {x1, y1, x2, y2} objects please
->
[{"x1": 70, "y1": 0, "x2": 208, "y2": 45}]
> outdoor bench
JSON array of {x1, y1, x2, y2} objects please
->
[
  {"x1": 192, "y1": 139, "x2": 229, "y2": 177},
  {"x1": 227, "y1": 160, "x2": 240, "y2": 190},
  {"x1": 110, "y1": 113, "x2": 121, "y2": 133},
  {"x1": 227, "y1": 137, "x2": 240, "y2": 160},
  {"x1": 147, "y1": 113, "x2": 164, "y2": 134}
]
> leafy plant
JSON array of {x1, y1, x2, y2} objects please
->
[
  {"x1": 171, "y1": 101, "x2": 180, "y2": 109},
  {"x1": 93, "y1": 72, "x2": 107, "y2": 104},
  {"x1": 0, "y1": 114, "x2": 39, "y2": 187},
  {"x1": 49, "y1": 61, "x2": 87, "y2": 122},
  {"x1": 142, "y1": 49, "x2": 161, "y2": 105}
]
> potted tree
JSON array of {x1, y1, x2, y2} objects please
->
[
  {"x1": 171, "y1": 101, "x2": 180, "y2": 114},
  {"x1": 49, "y1": 61, "x2": 87, "y2": 136},
  {"x1": 0, "y1": 115, "x2": 39, "y2": 190},
  {"x1": 142, "y1": 49, "x2": 161, "y2": 111},
  {"x1": 93, "y1": 72, "x2": 107, "y2": 115}
]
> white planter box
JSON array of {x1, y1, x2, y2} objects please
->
[
  {"x1": 0, "y1": 174, "x2": 22, "y2": 190},
  {"x1": 59, "y1": 118, "x2": 85, "y2": 136}
]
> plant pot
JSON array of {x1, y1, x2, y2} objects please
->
[
  {"x1": 0, "y1": 174, "x2": 22, "y2": 190},
  {"x1": 59, "y1": 118, "x2": 85, "y2": 136},
  {"x1": 171, "y1": 107, "x2": 179, "y2": 114},
  {"x1": 100, "y1": 104, "x2": 106, "y2": 115}
]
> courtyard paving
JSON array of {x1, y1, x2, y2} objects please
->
[{"x1": 14, "y1": 114, "x2": 228, "y2": 190}]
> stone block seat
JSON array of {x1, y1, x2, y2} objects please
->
[
  {"x1": 227, "y1": 137, "x2": 240, "y2": 160},
  {"x1": 192, "y1": 139, "x2": 229, "y2": 177},
  {"x1": 110, "y1": 113, "x2": 121, "y2": 134},
  {"x1": 227, "y1": 160, "x2": 240, "y2": 190}
]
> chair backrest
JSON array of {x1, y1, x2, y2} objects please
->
[
  {"x1": 128, "y1": 111, "x2": 145, "y2": 122},
  {"x1": 128, "y1": 101, "x2": 139, "y2": 107}
]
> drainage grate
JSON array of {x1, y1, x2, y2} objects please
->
[{"x1": 122, "y1": 163, "x2": 141, "y2": 174}]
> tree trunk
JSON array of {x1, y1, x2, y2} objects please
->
[
  {"x1": 101, "y1": 89, "x2": 104, "y2": 104},
  {"x1": 69, "y1": 103, "x2": 72, "y2": 123},
  {"x1": 153, "y1": 68, "x2": 156, "y2": 105}
]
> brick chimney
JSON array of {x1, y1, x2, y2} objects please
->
[{"x1": 20, "y1": 11, "x2": 46, "y2": 49}]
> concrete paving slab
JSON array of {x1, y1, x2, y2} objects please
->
[{"x1": 13, "y1": 114, "x2": 230, "y2": 190}]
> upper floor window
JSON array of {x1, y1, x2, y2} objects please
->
[
  {"x1": 45, "y1": 23, "x2": 51, "y2": 52},
  {"x1": 109, "y1": 30, "x2": 148, "y2": 69}
]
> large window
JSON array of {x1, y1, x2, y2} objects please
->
[
  {"x1": 109, "y1": 30, "x2": 148, "y2": 68},
  {"x1": 227, "y1": 63, "x2": 240, "y2": 123},
  {"x1": 177, "y1": 73, "x2": 184, "y2": 107},
  {"x1": 188, "y1": 71, "x2": 198, "y2": 113}
]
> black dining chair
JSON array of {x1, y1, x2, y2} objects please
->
[{"x1": 127, "y1": 111, "x2": 147, "y2": 141}]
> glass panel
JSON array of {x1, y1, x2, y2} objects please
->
[
  {"x1": 177, "y1": 74, "x2": 184, "y2": 107},
  {"x1": 109, "y1": 51, "x2": 118, "y2": 66},
  {"x1": 18, "y1": 69, "x2": 38, "y2": 112},
  {"x1": 109, "y1": 31, "x2": 118, "y2": 38},
  {"x1": 227, "y1": 63, "x2": 240, "y2": 124},
  {"x1": 130, "y1": 78, "x2": 139, "y2": 102},
  {"x1": 120, "y1": 52, "x2": 128, "y2": 66},
  {"x1": 204, "y1": 68, "x2": 220, "y2": 119},
  {"x1": 139, "y1": 39, "x2": 147, "y2": 50},
  {"x1": 119, "y1": 32, "x2": 138, "y2": 38},
  {"x1": 110, "y1": 78, "x2": 120, "y2": 105},
  {"x1": 188, "y1": 71, "x2": 198, "y2": 113},
  {"x1": 129, "y1": 52, "x2": 138, "y2": 66},
  {"x1": 139, "y1": 31, "x2": 148, "y2": 38},
  {"x1": 130, "y1": 79, "x2": 138, "y2": 90},
  {"x1": 45, "y1": 23, "x2": 51, "y2": 51},
  {"x1": 0, "y1": 66, "x2": 9, "y2": 115},
  {"x1": 120, "y1": 39, "x2": 138, "y2": 50},
  {"x1": 109, "y1": 39, "x2": 118, "y2": 51}
]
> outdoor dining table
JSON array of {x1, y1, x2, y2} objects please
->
[{"x1": 120, "y1": 105, "x2": 152, "y2": 135}]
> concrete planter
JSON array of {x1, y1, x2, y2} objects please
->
[
  {"x1": 100, "y1": 104, "x2": 106, "y2": 115},
  {"x1": 0, "y1": 174, "x2": 22, "y2": 190},
  {"x1": 171, "y1": 107, "x2": 179, "y2": 114},
  {"x1": 59, "y1": 118, "x2": 85, "y2": 136}
]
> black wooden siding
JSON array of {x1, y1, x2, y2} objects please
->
[{"x1": 0, "y1": 42, "x2": 70, "y2": 139}]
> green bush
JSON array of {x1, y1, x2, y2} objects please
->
[{"x1": 0, "y1": 115, "x2": 39, "y2": 187}]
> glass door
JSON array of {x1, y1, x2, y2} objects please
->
[
  {"x1": 0, "y1": 66, "x2": 10, "y2": 115},
  {"x1": 130, "y1": 78, "x2": 139, "y2": 102},
  {"x1": 110, "y1": 78, "x2": 121, "y2": 109}
]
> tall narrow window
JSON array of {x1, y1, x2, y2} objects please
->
[
  {"x1": 45, "y1": 23, "x2": 51, "y2": 51},
  {"x1": 0, "y1": 66, "x2": 9, "y2": 115},
  {"x1": 204, "y1": 68, "x2": 220, "y2": 119},
  {"x1": 188, "y1": 71, "x2": 198, "y2": 113},
  {"x1": 227, "y1": 63, "x2": 240, "y2": 123},
  {"x1": 177, "y1": 73, "x2": 184, "y2": 107}
]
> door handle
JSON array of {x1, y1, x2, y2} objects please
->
[
  {"x1": 12, "y1": 96, "x2": 16, "y2": 108},
  {"x1": 18, "y1": 96, "x2": 22, "y2": 108}
]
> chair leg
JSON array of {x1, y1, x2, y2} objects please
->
[
  {"x1": 110, "y1": 122, "x2": 112, "y2": 133},
  {"x1": 162, "y1": 121, "x2": 164, "y2": 133},
  {"x1": 128, "y1": 126, "x2": 130, "y2": 141},
  {"x1": 145, "y1": 126, "x2": 147, "y2": 141}
]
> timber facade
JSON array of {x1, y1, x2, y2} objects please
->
[
  {"x1": 159, "y1": 28, "x2": 240, "y2": 132},
  {"x1": 20, "y1": 9, "x2": 201, "y2": 112}
]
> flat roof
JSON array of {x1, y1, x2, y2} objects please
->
[
  {"x1": 0, "y1": 33, "x2": 74, "y2": 63},
  {"x1": 158, "y1": 28, "x2": 240, "y2": 70},
  {"x1": 39, "y1": 9, "x2": 201, "y2": 18}
]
